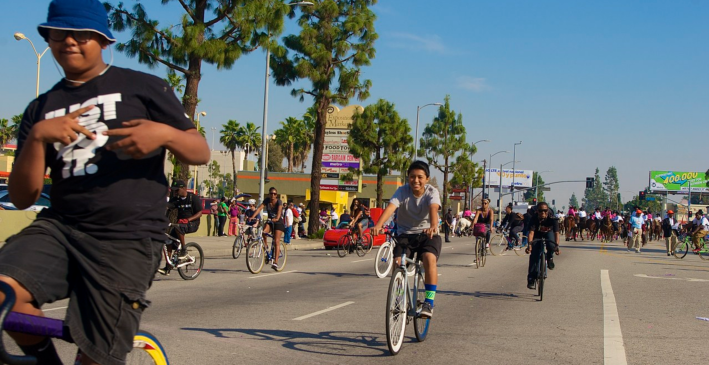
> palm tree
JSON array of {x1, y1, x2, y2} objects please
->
[
  {"x1": 220, "y1": 120, "x2": 240, "y2": 191},
  {"x1": 238, "y1": 122, "x2": 261, "y2": 163},
  {"x1": 295, "y1": 106, "x2": 316, "y2": 172},
  {"x1": 0, "y1": 119, "x2": 15, "y2": 148},
  {"x1": 275, "y1": 117, "x2": 302, "y2": 172}
]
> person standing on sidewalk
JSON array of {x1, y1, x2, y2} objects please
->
[
  {"x1": 228, "y1": 199, "x2": 239, "y2": 236},
  {"x1": 210, "y1": 201, "x2": 219, "y2": 236},
  {"x1": 296, "y1": 203, "x2": 305, "y2": 238},
  {"x1": 662, "y1": 210, "x2": 679, "y2": 256},
  {"x1": 331, "y1": 207, "x2": 339, "y2": 229},
  {"x1": 443, "y1": 208, "x2": 453, "y2": 242},
  {"x1": 284, "y1": 202, "x2": 294, "y2": 244},
  {"x1": 629, "y1": 209, "x2": 644, "y2": 253},
  {"x1": 217, "y1": 197, "x2": 228, "y2": 237}
]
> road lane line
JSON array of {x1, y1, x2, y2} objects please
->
[
  {"x1": 351, "y1": 259, "x2": 370, "y2": 263},
  {"x1": 601, "y1": 270, "x2": 628, "y2": 365},
  {"x1": 248, "y1": 270, "x2": 297, "y2": 279},
  {"x1": 634, "y1": 274, "x2": 709, "y2": 282},
  {"x1": 293, "y1": 301, "x2": 355, "y2": 321},
  {"x1": 43, "y1": 306, "x2": 68, "y2": 312}
]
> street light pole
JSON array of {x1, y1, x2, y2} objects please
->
[
  {"x1": 499, "y1": 160, "x2": 519, "y2": 225},
  {"x1": 14, "y1": 32, "x2": 49, "y2": 98},
  {"x1": 259, "y1": 1, "x2": 313, "y2": 204},
  {"x1": 211, "y1": 127, "x2": 217, "y2": 151},
  {"x1": 468, "y1": 139, "x2": 489, "y2": 208},
  {"x1": 193, "y1": 112, "x2": 207, "y2": 194},
  {"x1": 487, "y1": 150, "x2": 509, "y2": 204},
  {"x1": 512, "y1": 141, "x2": 522, "y2": 201},
  {"x1": 414, "y1": 102, "x2": 442, "y2": 158}
]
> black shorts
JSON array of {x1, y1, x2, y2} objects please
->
[
  {"x1": 392, "y1": 234, "x2": 443, "y2": 260},
  {"x1": 265, "y1": 220, "x2": 286, "y2": 233},
  {"x1": 170, "y1": 221, "x2": 199, "y2": 237},
  {"x1": 0, "y1": 218, "x2": 162, "y2": 365}
]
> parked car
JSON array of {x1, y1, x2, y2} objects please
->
[
  {"x1": 0, "y1": 191, "x2": 51, "y2": 212},
  {"x1": 323, "y1": 207, "x2": 386, "y2": 250}
]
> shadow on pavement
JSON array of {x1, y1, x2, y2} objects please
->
[
  {"x1": 563, "y1": 244, "x2": 667, "y2": 254},
  {"x1": 437, "y1": 290, "x2": 538, "y2": 302},
  {"x1": 182, "y1": 327, "x2": 392, "y2": 357},
  {"x1": 294, "y1": 271, "x2": 373, "y2": 278}
]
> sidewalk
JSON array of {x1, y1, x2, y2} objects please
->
[{"x1": 185, "y1": 235, "x2": 324, "y2": 257}]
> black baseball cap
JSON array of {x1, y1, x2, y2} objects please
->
[{"x1": 171, "y1": 180, "x2": 186, "y2": 190}]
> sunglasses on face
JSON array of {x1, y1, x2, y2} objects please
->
[
  {"x1": 270, "y1": 192, "x2": 278, "y2": 195},
  {"x1": 48, "y1": 29, "x2": 94, "y2": 43},
  {"x1": 538, "y1": 210, "x2": 549, "y2": 214}
]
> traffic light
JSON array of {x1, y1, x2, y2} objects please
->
[
  {"x1": 532, "y1": 198, "x2": 537, "y2": 205},
  {"x1": 552, "y1": 199, "x2": 556, "y2": 206},
  {"x1": 639, "y1": 191, "x2": 646, "y2": 201},
  {"x1": 586, "y1": 177, "x2": 594, "y2": 189}
]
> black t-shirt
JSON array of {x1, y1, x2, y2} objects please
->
[
  {"x1": 168, "y1": 193, "x2": 202, "y2": 220},
  {"x1": 529, "y1": 216, "x2": 560, "y2": 235},
  {"x1": 17, "y1": 67, "x2": 194, "y2": 241},
  {"x1": 261, "y1": 199, "x2": 283, "y2": 219},
  {"x1": 340, "y1": 213, "x2": 352, "y2": 223},
  {"x1": 502, "y1": 212, "x2": 525, "y2": 228}
]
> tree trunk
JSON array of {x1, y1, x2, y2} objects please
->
[
  {"x1": 231, "y1": 149, "x2": 236, "y2": 194},
  {"x1": 307, "y1": 99, "x2": 329, "y2": 235},
  {"x1": 288, "y1": 142, "x2": 294, "y2": 173},
  {"x1": 375, "y1": 148, "x2": 383, "y2": 207}
]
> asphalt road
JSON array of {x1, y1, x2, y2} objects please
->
[{"x1": 12, "y1": 234, "x2": 709, "y2": 364}]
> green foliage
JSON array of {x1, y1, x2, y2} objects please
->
[
  {"x1": 220, "y1": 120, "x2": 242, "y2": 189},
  {"x1": 524, "y1": 172, "x2": 546, "y2": 203},
  {"x1": 569, "y1": 192, "x2": 579, "y2": 208},
  {"x1": 267, "y1": 139, "x2": 286, "y2": 172},
  {"x1": 0, "y1": 115, "x2": 21, "y2": 147},
  {"x1": 419, "y1": 95, "x2": 475, "y2": 209},
  {"x1": 274, "y1": 116, "x2": 306, "y2": 172},
  {"x1": 270, "y1": 0, "x2": 378, "y2": 234},
  {"x1": 583, "y1": 167, "x2": 608, "y2": 209},
  {"x1": 308, "y1": 228, "x2": 326, "y2": 239},
  {"x1": 106, "y1": 0, "x2": 288, "y2": 181},
  {"x1": 603, "y1": 166, "x2": 620, "y2": 209},
  {"x1": 163, "y1": 69, "x2": 185, "y2": 95},
  {"x1": 347, "y1": 99, "x2": 413, "y2": 207}
]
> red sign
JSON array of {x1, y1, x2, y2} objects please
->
[
  {"x1": 449, "y1": 196, "x2": 463, "y2": 200},
  {"x1": 451, "y1": 188, "x2": 467, "y2": 193}
]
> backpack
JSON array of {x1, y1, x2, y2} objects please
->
[{"x1": 292, "y1": 207, "x2": 300, "y2": 218}]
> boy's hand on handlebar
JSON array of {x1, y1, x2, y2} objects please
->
[
  {"x1": 371, "y1": 226, "x2": 383, "y2": 236},
  {"x1": 424, "y1": 226, "x2": 439, "y2": 239}
]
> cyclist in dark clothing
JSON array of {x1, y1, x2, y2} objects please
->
[
  {"x1": 249, "y1": 187, "x2": 285, "y2": 270},
  {"x1": 500, "y1": 204, "x2": 525, "y2": 248},
  {"x1": 525, "y1": 202, "x2": 560, "y2": 289},
  {"x1": 161, "y1": 180, "x2": 202, "y2": 275}
]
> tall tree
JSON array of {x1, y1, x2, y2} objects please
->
[
  {"x1": 106, "y1": 0, "x2": 288, "y2": 181},
  {"x1": 603, "y1": 166, "x2": 620, "y2": 210},
  {"x1": 0, "y1": 119, "x2": 14, "y2": 148},
  {"x1": 583, "y1": 168, "x2": 608, "y2": 209},
  {"x1": 220, "y1": 120, "x2": 241, "y2": 190},
  {"x1": 267, "y1": 139, "x2": 286, "y2": 173},
  {"x1": 274, "y1": 117, "x2": 303, "y2": 172},
  {"x1": 430, "y1": 176, "x2": 441, "y2": 193},
  {"x1": 569, "y1": 193, "x2": 579, "y2": 208},
  {"x1": 271, "y1": 0, "x2": 377, "y2": 234},
  {"x1": 207, "y1": 160, "x2": 221, "y2": 198},
  {"x1": 163, "y1": 69, "x2": 185, "y2": 95},
  {"x1": 524, "y1": 172, "x2": 547, "y2": 203},
  {"x1": 294, "y1": 106, "x2": 317, "y2": 172},
  {"x1": 238, "y1": 122, "x2": 262, "y2": 169},
  {"x1": 450, "y1": 154, "x2": 482, "y2": 210},
  {"x1": 347, "y1": 99, "x2": 413, "y2": 207},
  {"x1": 418, "y1": 95, "x2": 471, "y2": 210}
]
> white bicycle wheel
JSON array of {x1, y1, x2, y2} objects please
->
[{"x1": 374, "y1": 241, "x2": 393, "y2": 278}]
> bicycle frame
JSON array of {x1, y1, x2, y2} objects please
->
[{"x1": 397, "y1": 253, "x2": 423, "y2": 318}]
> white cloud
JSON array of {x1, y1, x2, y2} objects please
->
[
  {"x1": 457, "y1": 76, "x2": 488, "y2": 92},
  {"x1": 387, "y1": 32, "x2": 446, "y2": 53}
]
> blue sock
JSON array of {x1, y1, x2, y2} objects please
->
[{"x1": 424, "y1": 284, "x2": 437, "y2": 306}]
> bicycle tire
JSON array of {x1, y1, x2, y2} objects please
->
[
  {"x1": 480, "y1": 239, "x2": 487, "y2": 267},
  {"x1": 177, "y1": 243, "x2": 204, "y2": 280},
  {"x1": 413, "y1": 267, "x2": 430, "y2": 342},
  {"x1": 337, "y1": 235, "x2": 352, "y2": 258},
  {"x1": 232, "y1": 235, "x2": 244, "y2": 259},
  {"x1": 673, "y1": 239, "x2": 689, "y2": 259},
  {"x1": 490, "y1": 234, "x2": 506, "y2": 256},
  {"x1": 246, "y1": 240, "x2": 265, "y2": 274},
  {"x1": 386, "y1": 268, "x2": 407, "y2": 356},
  {"x1": 274, "y1": 241, "x2": 287, "y2": 271},
  {"x1": 127, "y1": 330, "x2": 169, "y2": 365},
  {"x1": 355, "y1": 239, "x2": 366, "y2": 257},
  {"x1": 363, "y1": 233, "x2": 374, "y2": 254},
  {"x1": 474, "y1": 237, "x2": 482, "y2": 269},
  {"x1": 375, "y1": 242, "x2": 393, "y2": 278},
  {"x1": 698, "y1": 240, "x2": 709, "y2": 261},
  {"x1": 538, "y1": 250, "x2": 545, "y2": 301}
]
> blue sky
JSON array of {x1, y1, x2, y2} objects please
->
[{"x1": 2, "y1": 0, "x2": 707, "y2": 208}]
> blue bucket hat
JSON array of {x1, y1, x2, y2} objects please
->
[{"x1": 38, "y1": 0, "x2": 116, "y2": 44}]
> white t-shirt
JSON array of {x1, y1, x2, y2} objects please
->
[
  {"x1": 388, "y1": 184, "x2": 442, "y2": 235},
  {"x1": 578, "y1": 211, "x2": 587, "y2": 218},
  {"x1": 693, "y1": 216, "x2": 709, "y2": 231},
  {"x1": 284, "y1": 208, "x2": 294, "y2": 226}
]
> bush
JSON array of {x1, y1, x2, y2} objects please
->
[{"x1": 308, "y1": 228, "x2": 326, "y2": 239}]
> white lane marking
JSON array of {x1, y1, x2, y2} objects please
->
[
  {"x1": 248, "y1": 270, "x2": 297, "y2": 279},
  {"x1": 43, "y1": 306, "x2": 68, "y2": 312},
  {"x1": 293, "y1": 301, "x2": 355, "y2": 321},
  {"x1": 601, "y1": 270, "x2": 628, "y2": 365},
  {"x1": 468, "y1": 263, "x2": 477, "y2": 266},
  {"x1": 634, "y1": 274, "x2": 709, "y2": 282},
  {"x1": 437, "y1": 274, "x2": 442, "y2": 276},
  {"x1": 351, "y1": 259, "x2": 370, "y2": 263}
]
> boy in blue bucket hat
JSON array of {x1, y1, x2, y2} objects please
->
[{"x1": 0, "y1": 0, "x2": 210, "y2": 364}]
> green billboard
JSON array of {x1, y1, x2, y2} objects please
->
[{"x1": 649, "y1": 171, "x2": 708, "y2": 193}]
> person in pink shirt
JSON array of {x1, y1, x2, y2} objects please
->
[{"x1": 567, "y1": 206, "x2": 577, "y2": 217}]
